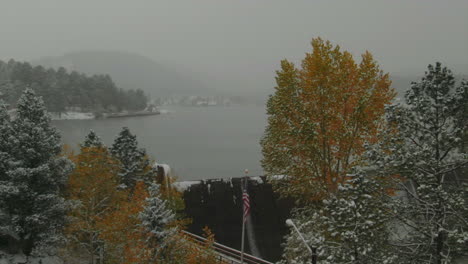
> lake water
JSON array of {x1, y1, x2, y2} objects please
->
[{"x1": 53, "y1": 105, "x2": 267, "y2": 181}]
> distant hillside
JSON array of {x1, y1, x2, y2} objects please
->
[{"x1": 36, "y1": 51, "x2": 209, "y2": 98}]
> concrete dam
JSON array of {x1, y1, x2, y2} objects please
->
[{"x1": 174, "y1": 176, "x2": 294, "y2": 262}]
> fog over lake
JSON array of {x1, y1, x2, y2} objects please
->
[{"x1": 53, "y1": 106, "x2": 267, "y2": 181}]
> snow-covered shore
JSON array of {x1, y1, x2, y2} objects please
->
[
  {"x1": 7, "y1": 108, "x2": 170, "y2": 121},
  {"x1": 49, "y1": 109, "x2": 169, "y2": 120},
  {"x1": 8, "y1": 109, "x2": 95, "y2": 121},
  {"x1": 49, "y1": 111, "x2": 95, "y2": 120}
]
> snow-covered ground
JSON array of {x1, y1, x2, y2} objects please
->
[
  {"x1": 7, "y1": 109, "x2": 95, "y2": 120},
  {"x1": 49, "y1": 112, "x2": 95, "y2": 120},
  {"x1": 0, "y1": 253, "x2": 63, "y2": 264}
]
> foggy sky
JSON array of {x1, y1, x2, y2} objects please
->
[{"x1": 1, "y1": 0, "x2": 467, "y2": 94}]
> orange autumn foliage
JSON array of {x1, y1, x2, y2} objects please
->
[
  {"x1": 98, "y1": 180, "x2": 190, "y2": 264},
  {"x1": 184, "y1": 227, "x2": 224, "y2": 264},
  {"x1": 262, "y1": 38, "x2": 396, "y2": 202},
  {"x1": 61, "y1": 143, "x2": 75, "y2": 159},
  {"x1": 65, "y1": 147, "x2": 158, "y2": 263},
  {"x1": 65, "y1": 143, "x2": 195, "y2": 263},
  {"x1": 65, "y1": 146, "x2": 126, "y2": 262},
  {"x1": 98, "y1": 181, "x2": 153, "y2": 264}
]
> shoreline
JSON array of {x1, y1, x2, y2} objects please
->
[{"x1": 49, "y1": 110, "x2": 160, "y2": 120}]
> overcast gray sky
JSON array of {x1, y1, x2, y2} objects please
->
[{"x1": 1, "y1": 0, "x2": 467, "y2": 94}]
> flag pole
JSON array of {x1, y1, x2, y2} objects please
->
[
  {"x1": 240, "y1": 169, "x2": 248, "y2": 264},
  {"x1": 240, "y1": 204, "x2": 246, "y2": 263}
]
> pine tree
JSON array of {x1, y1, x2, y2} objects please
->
[
  {"x1": 139, "y1": 183, "x2": 176, "y2": 257},
  {"x1": 383, "y1": 63, "x2": 468, "y2": 263},
  {"x1": 0, "y1": 100, "x2": 12, "y2": 178},
  {"x1": 0, "y1": 100, "x2": 17, "y2": 246},
  {"x1": 0, "y1": 89, "x2": 73, "y2": 255},
  {"x1": 281, "y1": 173, "x2": 396, "y2": 264},
  {"x1": 110, "y1": 127, "x2": 153, "y2": 188},
  {"x1": 81, "y1": 130, "x2": 103, "y2": 148}
]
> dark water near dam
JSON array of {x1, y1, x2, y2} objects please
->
[{"x1": 53, "y1": 105, "x2": 267, "y2": 181}]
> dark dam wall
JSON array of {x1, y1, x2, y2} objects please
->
[{"x1": 178, "y1": 177, "x2": 294, "y2": 262}]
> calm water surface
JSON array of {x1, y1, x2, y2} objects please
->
[{"x1": 53, "y1": 106, "x2": 267, "y2": 181}]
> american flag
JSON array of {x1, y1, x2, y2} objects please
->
[{"x1": 242, "y1": 188, "x2": 250, "y2": 223}]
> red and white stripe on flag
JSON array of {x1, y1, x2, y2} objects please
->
[{"x1": 242, "y1": 190, "x2": 250, "y2": 222}]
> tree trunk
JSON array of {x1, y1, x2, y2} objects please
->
[{"x1": 435, "y1": 230, "x2": 445, "y2": 264}]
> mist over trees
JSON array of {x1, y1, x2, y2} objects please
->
[
  {"x1": 36, "y1": 51, "x2": 210, "y2": 99},
  {"x1": 0, "y1": 59, "x2": 148, "y2": 113}
]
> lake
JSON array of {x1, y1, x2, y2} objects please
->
[{"x1": 53, "y1": 105, "x2": 267, "y2": 181}]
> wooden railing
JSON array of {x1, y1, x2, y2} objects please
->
[{"x1": 181, "y1": 230, "x2": 274, "y2": 264}]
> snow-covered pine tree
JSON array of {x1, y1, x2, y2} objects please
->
[
  {"x1": 81, "y1": 129, "x2": 103, "y2": 148},
  {"x1": 139, "y1": 183, "x2": 176, "y2": 255},
  {"x1": 0, "y1": 89, "x2": 73, "y2": 255},
  {"x1": 0, "y1": 100, "x2": 16, "y2": 246},
  {"x1": 110, "y1": 127, "x2": 153, "y2": 188},
  {"x1": 385, "y1": 63, "x2": 468, "y2": 263},
  {"x1": 0, "y1": 100, "x2": 13, "y2": 179},
  {"x1": 281, "y1": 173, "x2": 396, "y2": 264}
]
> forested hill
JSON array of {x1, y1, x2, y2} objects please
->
[
  {"x1": 0, "y1": 59, "x2": 148, "y2": 113},
  {"x1": 36, "y1": 51, "x2": 210, "y2": 98}
]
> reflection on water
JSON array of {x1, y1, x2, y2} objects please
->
[{"x1": 53, "y1": 105, "x2": 267, "y2": 181}]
